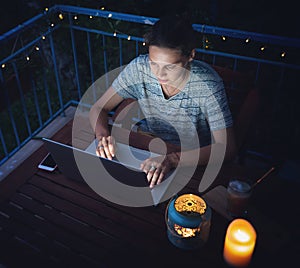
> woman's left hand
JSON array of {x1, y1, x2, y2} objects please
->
[{"x1": 140, "y1": 152, "x2": 179, "y2": 188}]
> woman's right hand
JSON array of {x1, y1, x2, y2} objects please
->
[{"x1": 96, "y1": 136, "x2": 116, "y2": 160}]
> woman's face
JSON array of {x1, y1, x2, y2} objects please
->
[{"x1": 148, "y1": 46, "x2": 193, "y2": 86}]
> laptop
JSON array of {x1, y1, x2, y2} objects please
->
[
  {"x1": 42, "y1": 138, "x2": 179, "y2": 205},
  {"x1": 42, "y1": 137, "x2": 157, "y2": 186}
]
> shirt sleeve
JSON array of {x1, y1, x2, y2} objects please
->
[{"x1": 111, "y1": 57, "x2": 143, "y2": 100}]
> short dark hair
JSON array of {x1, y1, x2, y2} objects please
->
[{"x1": 144, "y1": 14, "x2": 198, "y2": 57}]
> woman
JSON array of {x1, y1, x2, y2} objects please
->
[{"x1": 89, "y1": 15, "x2": 237, "y2": 188}]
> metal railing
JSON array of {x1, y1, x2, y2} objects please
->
[{"x1": 1, "y1": 5, "x2": 300, "y2": 166}]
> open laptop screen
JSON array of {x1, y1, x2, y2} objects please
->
[{"x1": 42, "y1": 138, "x2": 150, "y2": 187}]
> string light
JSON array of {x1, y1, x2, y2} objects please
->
[
  {"x1": 2, "y1": 40, "x2": 44, "y2": 68},
  {"x1": 1, "y1": 7, "x2": 290, "y2": 74}
]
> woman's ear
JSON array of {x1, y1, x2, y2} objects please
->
[{"x1": 189, "y1": 49, "x2": 195, "y2": 62}]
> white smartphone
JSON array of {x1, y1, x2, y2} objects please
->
[{"x1": 38, "y1": 153, "x2": 57, "y2": 172}]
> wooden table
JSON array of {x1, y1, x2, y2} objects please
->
[{"x1": 0, "y1": 113, "x2": 298, "y2": 267}]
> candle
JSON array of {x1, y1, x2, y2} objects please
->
[{"x1": 223, "y1": 218, "x2": 257, "y2": 267}]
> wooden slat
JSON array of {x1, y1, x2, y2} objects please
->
[
  {"x1": 0, "y1": 211, "x2": 98, "y2": 267},
  {"x1": 0, "y1": 233, "x2": 58, "y2": 267},
  {"x1": 0, "y1": 202, "x2": 106, "y2": 265},
  {"x1": 10, "y1": 191, "x2": 116, "y2": 250},
  {"x1": 0, "y1": 120, "x2": 73, "y2": 202},
  {"x1": 0, "y1": 146, "x2": 47, "y2": 202},
  {"x1": 36, "y1": 170, "x2": 167, "y2": 226},
  {"x1": 29, "y1": 175, "x2": 167, "y2": 233},
  {"x1": 18, "y1": 180, "x2": 170, "y2": 252}
]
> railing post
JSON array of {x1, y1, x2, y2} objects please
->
[
  {"x1": 48, "y1": 32, "x2": 65, "y2": 117},
  {"x1": 30, "y1": 73, "x2": 43, "y2": 127},
  {"x1": 11, "y1": 61, "x2": 31, "y2": 135},
  {"x1": 87, "y1": 32, "x2": 96, "y2": 102},
  {"x1": 102, "y1": 35, "x2": 109, "y2": 89},
  {"x1": 68, "y1": 13, "x2": 82, "y2": 100},
  {"x1": 0, "y1": 70, "x2": 9, "y2": 157}
]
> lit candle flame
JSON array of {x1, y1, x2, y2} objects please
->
[{"x1": 234, "y1": 229, "x2": 250, "y2": 242}]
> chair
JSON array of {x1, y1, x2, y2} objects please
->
[{"x1": 211, "y1": 65, "x2": 261, "y2": 164}]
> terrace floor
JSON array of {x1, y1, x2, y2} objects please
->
[{"x1": 0, "y1": 106, "x2": 299, "y2": 267}]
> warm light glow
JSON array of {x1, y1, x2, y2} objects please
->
[
  {"x1": 58, "y1": 13, "x2": 64, "y2": 20},
  {"x1": 89, "y1": 15, "x2": 93, "y2": 19},
  {"x1": 174, "y1": 223, "x2": 200, "y2": 237},
  {"x1": 50, "y1": 23, "x2": 54, "y2": 27},
  {"x1": 1, "y1": 64, "x2": 5, "y2": 69},
  {"x1": 142, "y1": 42, "x2": 146, "y2": 46},
  {"x1": 223, "y1": 219, "x2": 256, "y2": 267},
  {"x1": 127, "y1": 36, "x2": 131, "y2": 41},
  {"x1": 26, "y1": 56, "x2": 30, "y2": 61},
  {"x1": 222, "y1": 36, "x2": 226, "y2": 41},
  {"x1": 45, "y1": 7, "x2": 49, "y2": 12},
  {"x1": 42, "y1": 36, "x2": 46, "y2": 40},
  {"x1": 245, "y1": 38, "x2": 250, "y2": 43},
  {"x1": 281, "y1": 52, "x2": 286, "y2": 58},
  {"x1": 260, "y1": 46, "x2": 265, "y2": 51},
  {"x1": 113, "y1": 32, "x2": 117, "y2": 37},
  {"x1": 234, "y1": 229, "x2": 250, "y2": 243},
  {"x1": 74, "y1": 16, "x2": 78, "y2": 20},
  {"x1": 35, "y1": 46, "x2": 40, "y2": 51},
  {"x1": 101, "y1": 7, "x2": 105, "y2": 10},
  {"x1": 174, "y1": 193, "x2": 206, "y2": 215}
]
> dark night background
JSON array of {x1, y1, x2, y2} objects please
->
[{"x1": 0, "y1": 0, "x2": 299, "y2": 38}]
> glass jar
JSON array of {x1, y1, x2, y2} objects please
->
[{"x1": 165, "y1": 193, "x2": 211, "y2": 250}]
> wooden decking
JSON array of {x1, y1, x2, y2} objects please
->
[{"x1": 0, "y1": 110, "x2": 299, "y2": 267}]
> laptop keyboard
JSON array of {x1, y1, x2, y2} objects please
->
[{"x1": 85, "y1": 140, "x2": 160, "y2": 170}]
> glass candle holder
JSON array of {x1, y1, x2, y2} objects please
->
[{"x1": 165, "y1": 193, "x2": 211, "y2": 250}]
